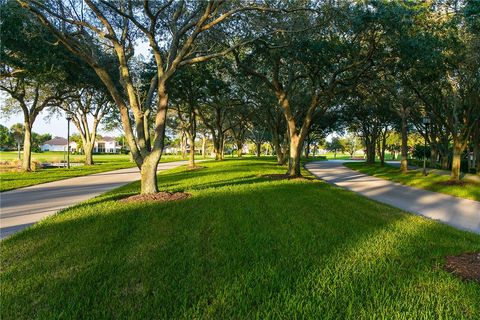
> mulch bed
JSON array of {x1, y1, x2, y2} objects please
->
[
  {"x1": 437, "y1": 180, "x2": 470, "y2": 186},
  {"x1": 187, "y1": 165, "x2": 206, "y2": 171},
  {"x1": 119, "y1": 192, "x2": 191, "y2": 203},
  {"x1": 261, "y1": 174, "x2": 314, "y2": 181},
  {"x1": 444, "y1": 253, "x2": 480, "y2": 283}
]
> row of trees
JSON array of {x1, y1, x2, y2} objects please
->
[
  {"x1": 0, "y1": 124, "x2": 51, "y2": 154},
  {"x1": 1, "y1": 0, "x2": 478, "y2": 193}
]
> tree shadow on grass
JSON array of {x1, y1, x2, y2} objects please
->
[
  {"x1": 2, "y1": 162, "x2": 479, "y2": 319},
  {"x1": 1, "y1": 181, "x2": 412, "y2": 319}
]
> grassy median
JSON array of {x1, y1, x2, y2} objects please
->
[
  {"x1": 344, "y1": 162, "x2": 480, "y2": 202},
  {"x1": 1, "y1": 159, "x2": 479, "y2": 319},
  {"x1": 0, "y1": 154, "x2": 185, "y2": 192}
]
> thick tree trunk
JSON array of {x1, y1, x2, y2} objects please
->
[
  {"x1": 236, "y1": 141, "x2": 243, "y2": 157},
  {"x1": 286, "y1": 135, "x2": 302, "y2": 177},
  {"x1": 84, "y1": 143, "x2": 94, "y2": 165},
  {"x1": 440, "y1": 153, "x2": 449, "y2": 170},
  {"x1": 22, "y1": 124, "x2": 32, "y2": 171},
  {"x1": 451, "y1": 140, "x2": 464, "y2": 181},
  {"x1": 213, "y1": 135, "x2": 224, "y2": 160},
  {"x1": 256, "y1": 142, "x2": 261, "y2": 158},
  {"x1": 140, "y1": 154, "x2": 160, "y2": 194},
  {"x1": 214, "y1": 142, "x2": 222, "y2": 160},
  {"x1": 365, "y1": 139, "x2": 376, "y2": 164},
  {"x1": 400, "y1": 116, "x2": 408, "y2": 173},
  {"x1": 367, "y1": 144, "x2": 376, "y2": 164},
  {"x1": 272, "y1": 135, "x2": 284, "y2": 164},
  {"x1": 430, "y1": 147, "x2": 437, "y2": 169}
]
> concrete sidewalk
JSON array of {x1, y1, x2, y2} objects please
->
[
  {"x1": 0, "y1": 161, "x2": 190, "y2": 239},
  {"x1": 386, "y1": 161, "x2": 480, "y2": 183},
  {"x1": 305, "y1": 160, "x2": 480, "y2": 234}
]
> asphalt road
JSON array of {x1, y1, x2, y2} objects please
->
[
  {"x1": 306, "y1": 160, "x2": 480, "y2": 234},
  {"x1": 0, "y1": 161, "x2": 190, "y2": 239}
]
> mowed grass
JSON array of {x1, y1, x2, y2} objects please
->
[
  {"x1": 0, "y1": 151, "x2": 131, "y2": 163},
  {"x1": 0, "y1": 154, "x2": 185, "y2": 192},
  {"x1": 1, "y1": 159, "x2": 479, "y2": 319},
  {"x1": 344, "y1": 162, "x2": 480, "y2": 202}
]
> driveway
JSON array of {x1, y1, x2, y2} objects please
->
[
  {"x1": 0, "y1": 161, "x2": 191, "y2": 239},
  {"x1": 305, "y1": 160, "x2": 480, "y2": 234}
]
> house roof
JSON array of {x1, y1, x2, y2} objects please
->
[
  {"x1": 42, "y1": 137, "x2": 68, "y2": 146},
  {"x1": 101, "y1": 136, "x2": 116, "y2": 142}
]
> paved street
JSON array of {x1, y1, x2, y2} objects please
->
[
  {"x1": 0, "y1": 161, "x2": 190, "y2": 238},
  {"x1": 306, "y1": 160, "x2": 480, "y2": 234}
]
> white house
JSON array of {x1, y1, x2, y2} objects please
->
[
  {"x1": 93, "y1": 136, "x2": 118, "y2": 153},
  {"x1": 40, "y1": 137, "x2": 77, "y2": 152}
]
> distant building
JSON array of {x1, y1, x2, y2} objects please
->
[
  {"x1": 41, "y1": 136, "x2": 119, "y2": 153},
  {"x1": 94, "y1": 136, "x2": 118, "y2": 153},
  {"x1": 40, "y1": 137, "x2": 77, "y2": 152}
]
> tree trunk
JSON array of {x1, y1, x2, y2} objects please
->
[
  {"x1": 256, "y1": 142, "x2": 261, "y2": 158},
  {"x1": 400, "y1": 116, "x2": 408, "y2": 173},
  {"x1": 440, "y1": 153, "x2": 449, "y2": 170},
  {"x1": 22, "y1": 124, "x2": 32, "y2": 171},
  {"x1": 451, "y1": 140, "x2": 464, "y2": 181},
  {"x1": 305, "y1": 140, "x2": 310, "y2": 158},
  {"x1": 379, "y1": 133, "x2": 387, "y2": 167},
  {"x1": 213, "y1": 134, "x2": 223, "y2": 160},
  {"x1": 84, "y1": 143, "x2": 94, "y2": 165},
  {"x1": 473, "y1": 142, "x2": 480, "y2": 175},
  {"x1": 430, "y1": 147, "x2": 437, "y2": 169},
  {"x1": 272, "y1": 135, "x2": 284, "y2": 164},
  {"x1": 214, "y1": 141, "x2": 222, "y2": 160},
  {"x1": 187, "y1": 133, "x2": 195, "y2": 168},
  {"x1": 221, "y1": 138, "x2": 225, "y2": 159},
  {"x1": 236, "y1": 141, "x2": 243, "y2": 158},
  {"x1": 286, "y1": 135, "x2": 302, "y2": 177},
  {"x1": 365, "y1": 139, "x2": 376, "y2": 164},
  {"x1": 140, "y1": 154, "x2": 160, "y2": 194},
  {"x1": 180, "y1": 133, "x2": 187, "y2": 159},
  {"x1": 202, "y1": 135, "x2": 206, "y2": 158}
]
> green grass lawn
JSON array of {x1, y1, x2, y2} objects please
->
[
  {"x1": 344, "y1": 162, "x2": 480, "y2": 202},
  {"x1": 1, "y1": 159, "x2": 479, "y2": 319},
  {"x1": 0, "y1": 154, "x2": 185, "y2": 192},
  {"x1": 0, "y1": 151, "x2": 132, "y2": 163}
]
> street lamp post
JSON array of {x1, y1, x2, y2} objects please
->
[
  {"x1": 66, "y1": 112, "x2": 73, "y2": 169},
  {"x1": 422, "y1": 116, "x2": 431, "y2": 176}
]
